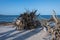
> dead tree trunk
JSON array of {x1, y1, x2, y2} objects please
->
[{"x1": 46, "y1": 10, "x2": 60, "y2": 40}]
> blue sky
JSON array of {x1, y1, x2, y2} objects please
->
[{"x1": 0, "y1": 0, "x2": 60, "y2": 15}]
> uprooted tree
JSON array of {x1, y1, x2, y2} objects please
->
[
  {"x1": 38, "y1": 10, "x2": 60, "y2": 40},
  {"x1": 42, "y1": 10, "x2": 60, "y2": 40},
  {"x1": 14, "y1": 10, "x2": 41, "y2": 30}
]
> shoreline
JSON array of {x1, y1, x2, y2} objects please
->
[{"x1": 0, "y1": 22, "x2": 14, "y2": 26}]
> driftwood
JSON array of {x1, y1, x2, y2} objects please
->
[
  {"x1": 40, "y1": 10, "x2": 60, "y2": 40},
  {"x1": 15, "y1": 19, "x2": 24, "y2": 30},
  {"x1": 14, "y1": 10, "x2": 41, "y2": 30},
  {"x1": 43, "y1": 10, "x2": 60, "y2": 40},
  {"x1": 52, "y1": 10, "x2": 58, "y2": 24},
  {"x1": 13, "y1": 10, "x2": 60, "y2": 40}
]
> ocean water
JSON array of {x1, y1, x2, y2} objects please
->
[
  {"x1": 0, "y1": 15, "x2": 60, "y2": 22},
  {"x1": 0, "y1": 15, "x2": 19, "y2": 22}
]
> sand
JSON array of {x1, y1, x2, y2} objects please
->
[
  {"x1": 0, "y1": 25, "x2": 52, "y2": 40},
  {"x1": 0, "y1": 26, "x2": 49, "y2": 40}
]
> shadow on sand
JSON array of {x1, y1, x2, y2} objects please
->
[
  {"x1": 0, "y1": 29, "x2": 16, "y2": 40},
  {"x1": 13, "y1": 28, "x2": 42, "y2": 40},
  {"x1": 0, "y1": 29, "x2": 27, "y2": 40},
  {"x1": 0, "y1": 28, "x2": 42, "y2": 40}
]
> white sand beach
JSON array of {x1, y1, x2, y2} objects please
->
[{"x1": 0, "y1": 26, "x2": 51, "y2": 40}]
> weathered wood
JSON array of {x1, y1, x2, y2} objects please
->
[
  {"x1": 52, "y1": 10, "x2": 58, "y2": 24},
  {"x1": 14, "y1": 10, "x2": 41, "y2": 30},
  {"x1": 46, "y1": 10, "x2": 60, "y2": 40},
  {"x1": 40, "y1": 10, "x2": 60, "y2": 40}
]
